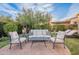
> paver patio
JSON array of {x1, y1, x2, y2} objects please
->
[{"x1": 0, "y1": 41, "x2": 71, "y2": 55}]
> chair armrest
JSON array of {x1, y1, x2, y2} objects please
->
[
  {"x1": 46, "y1": 31, "x2": 51, "y2": 36},
  {"x1": 19, "y1": 34, "x2": 24, "y2": 37},
  {"x1": 51, "y1": 32, "x2": 57, "y2": 37},
  {"x1": 28, "y1": 31, "x2": 33, "y2": 36}
]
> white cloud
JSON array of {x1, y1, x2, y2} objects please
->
[
  {"x1": 59, "y1": 3, "x2": 79, "y2": 21},
  {"x1": 0, "y1": 3, "x2": 19, "y2": 19},
  {"x1": 42, "y1": 4, "x2": 52, "y2": 8},
  {"x1": 51, "y1": 17, "x2": 58, "y2": 22},
  {"x1": 0, "y1": 9, "x2": 18, "y2": 19},
  {"x1": 68, "y1": 4, "x2": 79, "y2": 16},
  {"x1": 0, "y1": 4, "x2": 17, "y2": 11},
  {"x1": 65, "y1": 3, "x2": 79, "y2": 19},
  {"x1": 0, "y1": 3, "x2": 54, "y2": 19},
  {"x1": 21, "y1": 3, "x2": 54, "y2": 13}
]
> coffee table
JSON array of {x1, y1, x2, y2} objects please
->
[{"x1": 29, "y1": 36, "x2": 51, "y2": 48}]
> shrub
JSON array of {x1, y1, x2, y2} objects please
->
[
  {"x1": 3, "y1": 22, "x2": 18, "y2": 34},
  {"x1": 17, "y1": 23, "x2": 22, "y2": 34},
  {"x1": 0, "y1": 36, "x2": 9, "y2": 48},
  {"x1": 51, "y1": 24, "x2": 66, "y2": 32},
  {"x1": 0, "y1": 37, "x2": 9, "y2": 41},
  {"x1": 39, "y1": 23, "x2": 48, "y2": 29},
  {"x1": 0, "y1": 22, "x2": 7, "y2": 37},
  {"x1": 69, "y1": 25, "x2": 77, "y2": 30},
  {"x1": 32, "y1": 22, "x2": 49, "y2": 29},
  {"x1": 0, "y1": 22, "x2": 4, "y2": 37}
]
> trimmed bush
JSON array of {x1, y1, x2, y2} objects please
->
[
  {"x1": 69, "y1": 25, "x2": 77, "y2": 30},
  {"x1": 0, "y1": 36, "x2": 9, "y2": 48},
  {"x1": 0, "y1": 37, "x2": 9, "y2": 41},
  {"x1": 17, "y1": 23, "x2": 22, "y2": 34},
  {"x1": 51, "y1": 24, "x2": 66, "y2": 32},
  {"x1": 0, "y1": 22, "x2": 4, "y2": 37},
  {"x1": 0, "y1": 22, "x2": 7, "y2": 37},
  {"x1": 39, "y1": 23, "x2": 48, "y2": 29},
  {"x1": 3, "y1": 22, "x2": 18, "y2": 34}
]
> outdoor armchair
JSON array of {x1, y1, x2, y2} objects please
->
[
  {"x1": 65, "y1": 30, "x2": 77, "y2": 38},
  {"x1": 51, "y1": 31, "x2": 65, "y2": 48},
  {"x1": 65, "y1": 30, "x2": 77, "y2": 35},
  {"x1": 8, "y1": 31, "x2": 27, "y2": 49}
]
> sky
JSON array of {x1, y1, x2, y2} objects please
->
[{"x1": 0, "y1": 3, "x2": 79, "y2": 21}]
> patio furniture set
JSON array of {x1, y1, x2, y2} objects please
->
[{"x1": 8, "y1": 29, "x2": 66, "y2": 49}]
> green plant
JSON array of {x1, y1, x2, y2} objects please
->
[
  {"x1": 0, "y1": 22, "x2": 4, "y2": 37},
  {"x1": 3, "y1": 22, "x2": 18, "y2": 33},
  {"x1": 69, "y1": 25, "x2": 77, "y2": 30},
  {"x1": 65, "y1": 38, "x2": 79, "y2": 55},
  {"x1": 16, "y1": 9, "x2": 51, "y2": 29},
  {"x1": 51, "y1": 24, "x2": 66, "y2": 31},
  {"x1": 51, "y1": 32, "x2": 57, "y2": 37},
  {"x1": 0, "y1": 36, "x2": 9, "y2": 41},
  {"x1": 17, "y1": 23, "x2": 22, "y2": 34},
  {"x1": 0, "y1": 36, "x2": 9, "y2": 48}
]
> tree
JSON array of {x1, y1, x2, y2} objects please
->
[
  {"x1": 16, "y1": 8, "x2": 52, "y2": 29},
  {"x1": 0, "y1": 16, "x2": 13, "y2": 23},
  {"x1": 0, "y1": 16, "x2": 15, "y2": 36},
  {"x1": 3, "y1": 22, "x2": 18, "y2": 34}
]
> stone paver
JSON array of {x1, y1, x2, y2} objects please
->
[{"x1": 0, "y1": 42, "x2": 71, "y2": 55}]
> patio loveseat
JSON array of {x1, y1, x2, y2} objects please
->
[
  {"x1": 29, "y1": 29, "x2": 51, "y2": 41},
  {"x1": 29, "y1": 29, "x2": 51, "y2": 47}
]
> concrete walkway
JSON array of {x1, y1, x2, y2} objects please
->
[{"x1": 0, "y1": 42, "x2": 71, "y2": 55}]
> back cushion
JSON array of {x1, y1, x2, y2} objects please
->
[
  {"x1": 31, "y1": 29, "x2": 48, "y2": 35},
  {"x1": 34, "y1": 30, "x2": 42, "y2": 35},
  {"x1": 37, "y1": 30, "x2": 42, "y2": 35},
  {"x1": 67, "y1": 30, "x2": 77, "y2": 35},
  {"x1": 57, "y1": 31, "x2": 65, "y2": 40},
  {"x1": 34, "y1": 30, "x2": 38, "y2": 35},
  {"x1": 42, "y1": 30, "x2": 47, "y2": 35},
  {"x1": 9, "y1": 32, "x2": 19, "y2": 41}
]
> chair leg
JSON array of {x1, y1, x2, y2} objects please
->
[
  {"x1": 31, "y1": 41, "x2": 33, "y2": 48},
  {"x1": 9, "y1": 43, "x2": 12, "y2": 49},
  {"x1": 64, "y1": 43, "x2": 65, "y2": 48},
  {"x1": 53, "y1": 42, "x2": 55, "y2": 49},
  {"x1": 25, "y1": 40, "x2": 27, "y2": 43},
  {"x1": 19, "y1": 42, "x2": 22, "y2": 49},
  {"x1": 44, "y1": 40, "x2": 47, "y2": 48}
]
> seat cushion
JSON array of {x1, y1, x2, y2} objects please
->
[
  {"x1": 20, "y1": 37, "x2": 26, "y2": 42},
  {"x1": 51, "y1": 37, "x2": 64, "y2": 43},
  {"x1": 29, "y1": 35, "x2": 50, "y2": 37},
  {"x1": 11, "y1": 39, "x2": 19, "y2": 43},
  {"x1": 29, "y1": 35, "x2": 50, "y2": 40},
  {"x1": 11, "y1": 37, "x2": 26, "y2": 43}
]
